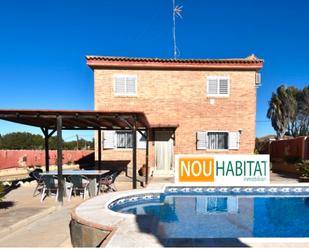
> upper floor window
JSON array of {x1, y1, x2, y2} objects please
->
[
  {"x1": 114, "y1": 75, "x2": 137, "y2": 96},
  {"x1": 206, "y1": 76, "x2": 230, "y2": 97}
]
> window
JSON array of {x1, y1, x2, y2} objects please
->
[
  {"x1": 196, "y1": 197, "x2": 238, "y2": 214},
  {"x1": 196, "y1": 131, "x2": 240, "y2": 150},
  {"x1": 116, "y1": 131, "x2": 132, "y2": 148},
  {"x1": 207, "y1": 197, "x2": 228, "y2": 212},
  {"x1": 114, "y1": 75, "x2": 137, "y2": 96},
  {"x1": 208, "y1": 132, "x2": 228, "y2": 150},
  {"x1": 103, "y1": 130, "x2": 147, "y2": 150},
  {"x1": 207, "y1": 76, "x2": 229, "y2": 96}
]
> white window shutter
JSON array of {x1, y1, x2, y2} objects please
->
[
  {"x1": 196, "y1": 196, "x2": 207, "y2": 214},
  {"x1": 227, "y1": 197, "x2": 238, "y2": 213},
  {"x1": 103, "y1": 130, "x2": 115, "y2": 149},
  {"x1": 219, "y1": 79, "x2": 229, "y2": 95},
  {"x1": 197, "y1": 131, "x2": 207, "y2": 150},
  {"x1": 228, "y1": 131, "x2": 240, "y2": 150},
  {"x1": 207, "y1": 79, "x2": 218, "y2": 95},
  {"x1": 137, "y1": 131, "x2": 146, "y2": 149},
  {"x1": 114, "y1": 76, "x2": 126, "y2": 95},
  {"x1": 126, "y1": 77, "x2": 137, "y2": 95}
]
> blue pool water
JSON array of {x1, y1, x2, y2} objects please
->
[{"x1": 109, "y1": 187, "x2": 309, "y2": 239}]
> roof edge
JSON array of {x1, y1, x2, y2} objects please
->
[{"x1": 86, "y1": 55, "x2": 264, "y2": 70}]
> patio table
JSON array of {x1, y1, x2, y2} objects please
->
[{"x1": 41, "y1": 170, "x2": 108, "y2": 197}]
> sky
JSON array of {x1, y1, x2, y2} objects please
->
[{"x1": 0, "y1": 0, "x2": 308, "y2": 140}]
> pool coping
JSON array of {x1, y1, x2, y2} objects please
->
[{"x1": 72, "y1": 183, "x2": 309, "y2": 247}]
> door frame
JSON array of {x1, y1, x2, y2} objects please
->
[{"x1": 154, "y1": 130, "x2": 175, "y2": 176}]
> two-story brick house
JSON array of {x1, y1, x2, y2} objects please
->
[{"x1": 87, "y1": 55, "x2": 263, "y2": 176}]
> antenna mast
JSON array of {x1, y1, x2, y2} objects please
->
[{"x1": 172, "y1": 0, "x2": 182, "y2": 59}]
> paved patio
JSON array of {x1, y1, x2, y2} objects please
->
[
  {"x1": 0, "y1": 171, "x2": 304, "y2": 247},
  {"x1": 270, "y1": 171, "x2": 299, "y2": 184},
  {"x1": 0, "y1": 174, "x2": 143, "y2": 247}
]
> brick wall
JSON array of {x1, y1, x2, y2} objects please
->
[
  {"x1": 94, "y1": 69, "x2": 257, "y2": 168},
  {"x1": 0, "y1": 150, "x2": 94, "y2": 170}
]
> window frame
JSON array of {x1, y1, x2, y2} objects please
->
[
  {"x1": 206, "y1": 76, "x2": 230, "y2": 97},
  {"x1": 206, "y1": 131, "x2": 229, "y2": 151},
  {"x1": 113, "y1": 74, "x2": 138, "y2": 97},
  {"x1": 115, "y1": 130, "x2": 133, "y2": 149}
]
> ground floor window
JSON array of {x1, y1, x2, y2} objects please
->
[
  {"x1": 208, "y1": 132, "x2": 228, "y2": 150},
  {"x1": 116, "y1": 131, "x2": 132, "y2": 148},
  {"x1": 196, "y1": 131, "x2": 240, "y2": 150},
  {"x1": 206, "y1": 197, "x2": 228, "y2": 212},
  {"x1": 103, "y1": 130, "x2": 146, "y2": 149}
]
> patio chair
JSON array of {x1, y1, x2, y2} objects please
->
[
  {"x1": 97, "y1": 170, "x2": 122, "y2": 194},
  {"x1": 29, "y1": 168, "x2": 44, "y2": 197},
  {"x1": 40, "y1": 175, "x2": 73, "y2": 202},
  {"x1": 68, "y1": 175, "x2": 89, "y2": 200},
  {"x1": 40, "y1": 175, "x2": 58, "y2": 202}
]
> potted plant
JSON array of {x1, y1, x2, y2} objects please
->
[
  {"x1": 0, "y1": 182, "x2": 5, "y2": 202},
  {"x1": 297, "y1": 160, "x2": 309, "y2": 182}
]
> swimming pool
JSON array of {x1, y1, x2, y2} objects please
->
[{"x1": 108, "y1": 186, "x2": 309, "y2": 241}]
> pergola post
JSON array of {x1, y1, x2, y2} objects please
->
[
  {"x1": 57, "y1": 115, "x2": 64, "y2": 205},
  {"x1": 44, "y1": 134, "x2": 49, "y2": 172},
  {"x1": 132, "y1": 124, "x2": 137, "y2": 189},
  {"x1": 98, "y1": 128, "x2": 102, "y2": 170},
  {"x1": 41, "y1": 128, "x2": 56, "y2": 172},
  {"x1": 145, "y1": 129, "x2": 149, "y2": 185},
  {"x1": 41, "y1": 128, "x2": 50, "y2": 172}
]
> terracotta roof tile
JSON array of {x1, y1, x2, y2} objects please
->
[
  {"x1": 86, "y1": 54, "x2": 263, "y2": 70},
  {"x1": 86, "y1": 54, "x2": 263, "y2": 63}
]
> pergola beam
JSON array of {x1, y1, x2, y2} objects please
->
[{"x1": 0, "y1": 109, "x2": 151, "y2": 203}]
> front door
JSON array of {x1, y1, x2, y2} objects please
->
[{"x1": 154, "y1": 130, "x2": 174, "y2": 175}]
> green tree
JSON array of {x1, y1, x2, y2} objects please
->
[
  {"x1": 267, "y1": 85, "x2": 289, "y2": 139},
  {"x1": 0, "y1": 132, "x2": 94, "y2": 150},
  {"x1": 285, "y1": 86, "x2": 298, "y2": 136},
  {"x1": 298, "y1": 86, "x2": 309, "y2": 135},
  {"x1": 267, "y1": 85, "x2": 309, "y2": 138},
  {"x1": 0, "y1": 132, "x2": 44, "y2": 149}
]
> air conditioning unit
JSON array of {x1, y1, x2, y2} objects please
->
[{"x1": 256, "y1": 73, "x2": 261, "y2": 87}]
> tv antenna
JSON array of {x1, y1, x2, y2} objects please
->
[{"x1": 172, "y1": 0, "x2": 183, "y2": 59}]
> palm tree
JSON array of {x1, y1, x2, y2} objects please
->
[
  {"x1": 298, "y1": 86, "x2": 309, "y2": 135},
  {"x1": 267, "y1": 91, "x2": 286, "y2": 139},
  {"x1": 267, "y1": 85, "x2": 294, "y2": 139}
]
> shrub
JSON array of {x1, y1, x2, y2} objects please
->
[
  {"x1": 284, "y1": 156, "x2": 302, "y2": 164},
  {"x1": 297, "y1": 160, "x2": 309, "y2": 177},
  {"x1": 0, "y1": 182, "x2": 5, "y2": 201}
]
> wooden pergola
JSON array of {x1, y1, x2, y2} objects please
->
[{"x1": 0, "y1": 109, "x2": 151, "y2": 204}]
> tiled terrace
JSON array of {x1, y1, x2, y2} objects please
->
[{"x1": 0, "y1": 172, "x2": 302, "y2": 247}]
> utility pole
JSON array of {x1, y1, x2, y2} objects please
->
[{"x1": 76, "y1": 134, "x2": 79, "y2": 150}]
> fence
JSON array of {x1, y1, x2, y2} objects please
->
[
  {"x1": 269, "y1": 136, "x2": 309, "y2": 175},
  {"x1": 0, "y1": 150, "x2": 94, "y2": 170},
  {"x1": 269, "y1": 136, "x2": 309, "y2": 161}
]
